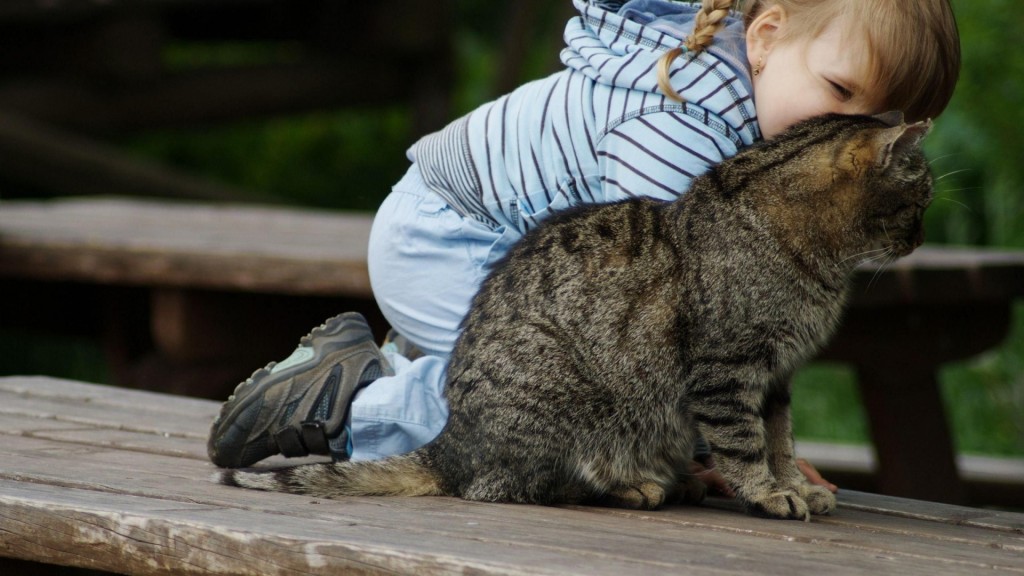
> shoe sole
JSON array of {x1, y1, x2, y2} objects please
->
[{"x1": 208, "y1": 312, "x2": 377, "y2": 467}]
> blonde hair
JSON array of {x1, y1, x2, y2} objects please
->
[
  {"x1": 657, "y1": 0, "x2": 961, "y2": 122},
  {"x1": 657, "y1": 0, "x2": 741, "y2": 102}
]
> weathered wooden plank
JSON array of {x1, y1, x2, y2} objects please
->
[
  {"x1": 821, "y1": 506, "x2": 1024, "y2": 551},
  {"x1": 4, "y1": 477, "x2": 1015, "y2": 576},
  {"x1": 3, "y1": 377, "x2": 1023, "y2": 533},
  {"x1": 5, "y1": 198, "x2": 1024, "y2": 303},
  {"x1": 25, "y1": 426, "x2": 208, "y2": 461},
  {"x1": 2, "y1": 430, "x2": 1022, "y2": 575},
  {"x1": 3, "y1": 377, "x2": 1024, "y2": 575},
  {"x1": 0, "y1": 412, "x2": 88, "y2": 436},
  {"x1": 838, "y1": 489, "x2": 1024, "y2": 534},
  {"x1": 0, "y1": 387, "x2": 214, "y2": 439},
  {"x1": 11, "y1": 377, "x2": 1020, "y2": 507},
  {"x1": 2, "y1": 482, "x2": 692, "y2": 576},
  {"x1": 0, "y1": 376, "x2": 219, "y2": 418},
  {"x1": 0, "y1": 198, "x2": 374, "y2": 296},
  {"x1": 0, "y1": 199, "x2": 368, "y2": 258},
  {"x1": 0, "y1": 411, "x2": 324, "y2": 465},
  {"x1": 587, "y1": 501, "x2": 1024, "y2": 565}
]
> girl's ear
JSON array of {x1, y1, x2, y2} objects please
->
[{"x1": 745, "y1": 5, "x2": 786, "y2": 71}]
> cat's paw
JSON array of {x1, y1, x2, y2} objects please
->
[
  {"x1": 745, "y1": 489, "x2": 811, "y2": 521},
  {"x1": 796, "y1": 483, "x2": 836, "y2": 515},
  {"x1": 602, "y1": 481, "x2": 667, "y2": 510}
]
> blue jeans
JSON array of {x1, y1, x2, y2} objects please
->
[{"x1": 350, "y1": 164, "x2": 520, "y2": 460}]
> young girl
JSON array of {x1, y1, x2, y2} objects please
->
[{"x1": 208, "y1": 0, "x2": 960, "y2": 490}]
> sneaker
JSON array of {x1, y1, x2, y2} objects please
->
[{"x1": 207, "y1": 312, "x2": 391, "y2": 468}]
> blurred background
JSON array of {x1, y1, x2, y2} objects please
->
[{"x1": 0, "y1": 0, "x2": 1020, "y2": 493}]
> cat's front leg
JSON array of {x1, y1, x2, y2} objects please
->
[
  {"x1": 690, "y1": 375, "x2": 810, "y2": 520},
  {"x1": 763, "y1": 381, "x2": 836, "y2": 516}
]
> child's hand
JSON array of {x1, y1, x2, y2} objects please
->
[
  {"x1": 796, "y1": 458, "x2": 838, "y2": 493},
  {"x1": 689, "y1": 457, "x2": 838, "y2": 498},
  {"x1": 688, "y1": 459, "x2": 735, "y2": 498}
]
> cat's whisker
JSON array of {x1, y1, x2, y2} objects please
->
[
  {"x1": 934, "y1": 168, "x2": 972, "y2": 182},
  {"x1": 837, "y1": 247, "x2": 889, "y2": 268},
  {"x1": 934, "y1": 186, "x2": 981, "y2": 195},
  {"x1": 931, "y1": 197, "x2": 975, "y2": 212},
  {"x1": 864, "y1": 249, "x2": 896, "y2": 292},
  {"x1": 835, "y1": 251, "x2": 882, "y2": 272},
  {"x1": 927, "y1": 153, "x2": 962, "y2": 166}
]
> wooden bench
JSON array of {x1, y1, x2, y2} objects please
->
[
  {"x1": 2, "y1": 197, "x2": 1024, "y2": 508},
  {"x1": 1, "y1": 376, "x2": 1022, "y2": 576},
  {"x1": 0, "y1": 197, "x2": 388, "y2": 398}
]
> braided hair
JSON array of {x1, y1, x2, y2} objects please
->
[{"x1": 657, "y1": 0, "x2": 746, "y2": 102}]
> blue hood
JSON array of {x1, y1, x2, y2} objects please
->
[{"x1": 562, "y1": 0, "x2": 759, "y2": 145}]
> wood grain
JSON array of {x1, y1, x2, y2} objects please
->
[
  {"x1": 0, "y1": 376, "x2": 1022, "y2": 575},
  {"x1": 0, "y1": 198, "x2": 374, "y2": 296},
  {"x1": 4, "y1": 197, "x2": 1024, "y2": 302}
]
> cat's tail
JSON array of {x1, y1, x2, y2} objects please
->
[{"x1": 216, "y1": 448, "x2": 446, "y2": 498}]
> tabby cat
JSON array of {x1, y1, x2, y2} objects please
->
[{"x1": 221, "y1": 113, "x2": 932, "y2": 520}]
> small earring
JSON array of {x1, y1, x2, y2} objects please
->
[{"x1": 753, "y1": 55, "x2": 764, "y2": 77}]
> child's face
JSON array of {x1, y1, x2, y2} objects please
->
[{"x1": 751, "y1": 16, "x2": 879, "y2": 139}]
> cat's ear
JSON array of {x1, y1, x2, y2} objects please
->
[
  {"x1": 873, "y1": 111, "x2": 904, "y2": 127},
  {"x1": 876, "y1": 119, "x2": 932, "y2": 169}
]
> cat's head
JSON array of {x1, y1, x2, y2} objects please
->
[{"x1": 724, "y1": 112, "x2": 934, "y2": 267}]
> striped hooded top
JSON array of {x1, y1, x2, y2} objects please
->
[{"x1": 409, "y1": 0, "x2": 760, "y2": 234}]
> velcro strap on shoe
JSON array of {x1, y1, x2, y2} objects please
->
[
  {"x1": 301, "y1": 420, "x2": 330, "y2": 455},
  {"x1": 273, "y1": 427, "x2": 309, "y2": 458}
]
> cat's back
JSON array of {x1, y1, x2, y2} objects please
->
[
  {"x1": 447, "y1": 196, "x2": 696, "y2": 409},
  {"x1": 482, "y1": 197, "x2": 682, "y2": 302}
]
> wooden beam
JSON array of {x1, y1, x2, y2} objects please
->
[
  {"x1": 0, "y1": 0, "x2": 453, "y2": 133},
  {"x1": 0, "y1": 60, "x2": 426, "y2": 134}
]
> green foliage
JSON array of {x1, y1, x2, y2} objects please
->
[
  {"x1": 925, "y1": 0, "x2": 1024, "y2": 248},
  {"x1": 120, "y1": 3, "x2": 573, "y2": 214},
  {"x1": 125, "y1": 108, "x2": 413, "y2": 211},
  {"x1": 917, "y1": 0, "x2": 1024, "y2": 456},
  {"x1": 0, "y1": 329, "x2": 109, "y2": 385},
  {"x1": 790, "y1": 364, "x2": 869, "y2": 443},
  {"x1": 940, "y1": 302, "x2": 1024, "y2": 456},
  {"x1": 791, "y1": 303, "x2": 1024, "y2": 456}
]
